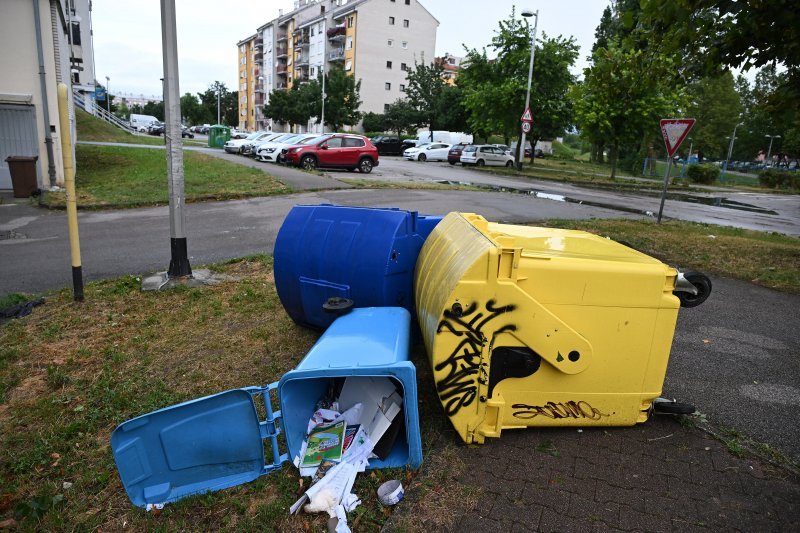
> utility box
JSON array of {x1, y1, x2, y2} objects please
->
[
  {"x1": 111, "y1": 307, "x2": 422, "y2": 508},
  {"x1": 5, "y1": 156, "x2": 38, "y2": 198},
  {"x1": 207, "y1": 125, "x2": 231, "y2": 148},
  {"x1": 275, "y1": 204, "x2": 442, "y2": 329},
  {"x1": 415, "y1": 212, "x2": 682, "y2": 444}
]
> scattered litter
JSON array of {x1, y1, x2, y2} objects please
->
[
  {"x1": 577, "y1": 429, "x2": 583, "y2": 433},
  {"x1": 703, "y1": 339, "x2": 710, "y2": 344},
  {"x1": 145, "y1": 503, "x2": 164, "y2": 512},
  {"x1": 647, "y1": 434, "x2": 674, "y2": 442},
  {"x1": 708, "y1": 235, "x2": 716, "y2": 239},
  {"x1": 377, "y1": 480, "x2": 404, "y2": 506},
  {"x1": 291, "y1": 376, "x2": 405, "y2": 523},
  {"x1": 0, "y1": 297, "x2": 45, "y2": 320},
  {"x1": 62, "y1": 482, "x2": 73, "y2": 490},
  {"x1": 704, "y1": 447, "x2": 711, "y2": 451}
]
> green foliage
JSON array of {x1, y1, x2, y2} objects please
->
[
  {"x1": 384, "y1": 98, "x2": 422, "y2": 137},
  {"x1": 687, "y1": 72, "x2": 742, "y2": 159},
  {"x1": 197, "y1": 81, "x2": 237, "y2": 126},
  {"x1": 405, "y1": 60, "x2": 446, "y2": 134},
  {"x1": 758, "y1": 168, "x2": 799, "y2": 190},
  {"x1": 142, "y1": 100, "x2": 164, "y2": 121},
  {"x1": 319, "y1": 67, "x2": 363, "y2": 131},
  {"x1": 180, "y1": 92, "x2": 212, "y2": 126},
  {"x1": 686, "y1": 164, "x2": 720, "y2": 184},
  {"x1": 362, "y1": 112, "x2": 387, "y2": 133}
]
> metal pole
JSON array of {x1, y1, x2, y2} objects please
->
[
  {"x1": 32, "y1": 0, "x2": 57, "y2": 188},
  {"x1": 721, "y1": 123, "x2": 740, "y2": 181},
  {"x1": 161, "y1": 0, "x2": 191, "y2": 278},
  {"x1": 657, "y1": 158, "x2": 673, "y2": 224},
  {"x1": 217, "y1": 88, "x2": 221, "y2": 125},
  {"x1": 321, "y1": 27, "x2": 326, "y2": 134},
  {"x1": 765, "y1": 135, "x2": 779, "y2": 166},
  {"x1": 106, "y1": 76, "x2": 110, "y2": 115},
  {"x1": 517, "y1": 10, "x2": 538, "y2": 170}
]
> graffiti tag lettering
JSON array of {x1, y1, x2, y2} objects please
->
[
  {"x1": 512, "y1": 401, "x2": 610, "y2": 420},
  {"x1": 435, "y1": 300, "x2": 516, "y2": 416}
]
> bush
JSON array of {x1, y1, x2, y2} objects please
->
[
  {"x1": 758, "y1": 168, "x2": 799, "y2": 190},
  {"x1": 363, "y1": 131, "x2": 385, "y2": 139},
  {"x1": 551, "y1": 141, "x2": 578, "y2": 159},
  {"x1": 686, "y1": 164, "x2": 720, "y2": 184}
]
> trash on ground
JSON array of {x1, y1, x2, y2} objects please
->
[{"x1": 377, "y1": 480, "x2": 405, "y2": 506}]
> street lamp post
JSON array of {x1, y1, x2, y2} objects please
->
[
  {"x1": 517, "y1": 8, "x2": 538, "y2": 170},
  {"x1": 105, "y1": 75, "x2": 110, "y2": 115},
  {"x1": 765, "y1": 134, "x2": 781, "y2": 167},
  {"x1": 217, "y1": 87, "x2": 221, "y2": 125},
  {"x1": 721, "y1": 122, "x2": 743, "y2": 181}
]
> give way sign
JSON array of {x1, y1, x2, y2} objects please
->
[{"x1": 660, "y1": 118, "x2": 695, "y2": 157}]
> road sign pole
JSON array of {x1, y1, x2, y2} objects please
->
[{"x1": 657, "y1": 158, "x2": 673, "y2": 224}]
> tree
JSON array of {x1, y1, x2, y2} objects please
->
[
  {"x1": 142, "y1": 100, "x2": 164, "y2": 121},
  {"x1": 384, "y1": 98, "x2": 421, "y2": 137},
  {"x1": 180, "y1": 92, "x2": 211, "y2": 125},
  {"x1": 114, "y1": 100, "x2": 130, "y2": 120},
  {"x1": 362, "y1": 112, "x2": 387, "y2": 133},
  {"x1": 263, "y1": 88, "x2": 294, "y2": 127},
  {"x1": 435, "y1": 85, "x2": 469, "y2": 133},
  {"x1": 404, "y1": 61, "x2": 445, "y2": 141},
  {"x1": 571, "y1": 44, "x2": 683, "y2": 178},
  {"x1": 197, "y1": 81, "x2": 236, "y2": 125},
  {"x1": 314, "y1": 67, "x2": 362, "y2": 132},
  {"x1": 686, "y1": 72, "x2": 742, "y2": 159}
]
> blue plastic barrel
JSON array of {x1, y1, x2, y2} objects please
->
[{"x1": 274, "y1": 204, "x2": 441, "y2": 329}]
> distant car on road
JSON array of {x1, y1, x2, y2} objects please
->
[
  {"x1": 460, "y1": 145, "x2": 515, "y2": 167},
  {"x1": 403, "y1": 142, "x2": 451, "y2": 162},
  {"x1": 224, "y1": 131, "x2": 268, "y2": 154},
  {"x1": 181, "y1": 126, "x2": 194, "y2": 139},
  {"x1": 284, "y1": 134, "x2": 379, "y2": 173},
  {"x1": 447, "y1": 143, "x2": 470, "y2": 165},
  {"x1": 148, "y1": 122, "x2": 164, "y2": 135}
]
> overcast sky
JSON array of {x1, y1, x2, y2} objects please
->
[{"x1": 92, "y1": 0, "x2": 611, "y2": 98}]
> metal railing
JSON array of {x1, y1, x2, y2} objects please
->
[{"x1": 72, "y1": 90, "x2": 131, "y2": 132}]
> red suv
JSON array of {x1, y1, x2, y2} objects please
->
[{"x1": 283, "y1": 134, "x2": 379, "y2": 173}]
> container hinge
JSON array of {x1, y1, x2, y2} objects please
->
[{"x1": 253, "y1": 382, "x2": 287, "y2": 472}]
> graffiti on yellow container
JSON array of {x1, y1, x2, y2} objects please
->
[
  {"x1": 435, "y1": 300, "x2": 516, "y2": 415},
  {"x1": 512, "y1": 401, "x2": 610, "y2": 420}
]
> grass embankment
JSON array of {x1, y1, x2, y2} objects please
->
[
  {"x1": 0, "y1": 256, "x2": 474, "y2": 531},
  {"x1": 43, "y1": 145, "x2": 291, "y2": 208},
  {"x1": 75, "y1": 108, "x2": 206, "y2": 147},
  {"x1": 0, "y1": 220, "x2": 797, "y2": 530}
]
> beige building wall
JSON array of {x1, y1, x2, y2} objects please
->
[
  {"x1": 0, "y1": 0, "x2": 70, "y2": 188},
  {"x1": 354, "y1": 0, "x2": 437, "y2": 114}
]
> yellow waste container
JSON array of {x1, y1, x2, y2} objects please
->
[{"x1": 415, "y1": 213, "x2": 682, "y2": 444}]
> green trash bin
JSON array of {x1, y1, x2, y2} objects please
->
[{"x1": 208, "y1": 125, "x2": 231, "y2": 148}]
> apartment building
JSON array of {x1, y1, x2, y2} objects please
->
[
  {"x1": 239, "y1": 0, "x2": 438, "y2": 133},
  {"x1": 1, "y1": 0, "x2": 83, "y2": 190},
  {"x1": 437, "y1": 53, "x2": 462, "y2": 85}
]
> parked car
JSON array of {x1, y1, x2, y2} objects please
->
[
  {"x1": 229, "y1": 128, "x2": 249, "y2": 139},
  {"x1": 460, "y1": 145, "x2": 515, "y2": 167},
  {"x1": 284, "y1": 134, "x2": 379, "y2": 173},
  {"x1": 148, "y1": 122, "x2": 165, "y2": 135},
  {"x1": 371, "y1": 135, "x2": 404, "y2": 156},
  {"x1": 181, "y1": 126, "x2": 194, "y2": 139},
  {"x1": 223, "y1": 131, "x2": 267, "y2": 154},
  {"x1": 250, "y1": 133, "x2": 297, "y2": 158},
  {"x1": 403, "y1": 142, "x2": 451, "y2": 162},
  {"x1": 241, "y1": 132, "x2": 282, "y2": 156},
  {"x1": 447, "y1": 143, "x2": 470, "y2": 165},
  {"x1": 256, "y1": 133, "x2": 318, "y2": 163},
  {"x1": 492, "y1": 144, "x2": 512, "y2": 156}
]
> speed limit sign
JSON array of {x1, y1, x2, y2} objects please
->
[{"x1": 521, "y1": 121, "x2": 531, "y2": 133}]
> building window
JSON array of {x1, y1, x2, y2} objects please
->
[
  {"x1": 385, "y1": 82, "x2": 391, "y2": 90},
  {"x1": 386, "y1": 61, "x2": 392, "y2": 69},
  {"x1": 389, "y1": 16, "x2": 395, "y2": 25},
  {"x1": 310, "y1": 27, "x2": 315, "y2": 36},
  {"x1": 403, "y1": 19, "x2": 409, "y2": 27},
  {"x1": 400, "y1": 84, "x2": 405, "y2": 92},
  {"x1": 387, "y1": 39, "x2": 393, "y2": 46},
  {"x1": 384, "y1": 104, "x2": 391, "y2": 112},
  {"x1": 347, "y1": 15, "x2": 354, "y2": 27},
  {"x1": 345, "y1": 60, "x2": 353, "y2": 71},
  {"x1": 405, "y1": 0, "x2": 410, "y2": 4},
  {"x1": 346, "y1": 36, "x2": 353, "y2": 50},
  {"x1": 310, "y1": 67, "x2": 316, "y2": 77},
  {"x1": 401, "y1": 62, "x2": 407, "y2": 71},
  {"x1": 402, "y1": 41, "x2": 408, "y2": 49}
]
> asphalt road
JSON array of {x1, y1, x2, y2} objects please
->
[{"x1": 1, "y1": 153, "x2": 799, "y2": 462}]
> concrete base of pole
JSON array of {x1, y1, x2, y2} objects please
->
[{"x1": 140, "y1": 268, "x2": 232, "y2": 292}]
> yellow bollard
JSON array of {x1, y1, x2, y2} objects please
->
[{"x1": 57, "y1": 83, "x2": 84, "y2": 301}]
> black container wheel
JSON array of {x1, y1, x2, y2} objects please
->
[{"x1": 676, "y1": 271, "x2": 712, "y2": 308}]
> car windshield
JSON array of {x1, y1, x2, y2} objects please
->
[
  {"x1": 463, "y1": 146, "x2": 477, "y2": 152},
  {"x1": 271, "y1": 134, "x2": 295, "y2": 143},
  {"x1": 416, "y1": 143, "x2": 430, "y2": 149},
  {"x1": 244, "y1": 132, "x2": 261, "y2": 140},
  {"x1": 281, "y1": 135, "x2": 305, "y2": 144}
]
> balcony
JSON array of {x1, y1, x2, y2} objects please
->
[
  {"x1": 295, "y1": 53, "x2": 309, "y2": 67},
  {"x1": 275, "y1": 45, "x2": 288, "y2": 57},
  {"x1": 328, "y1": 48, "x2": 345, "y2": 62},
  {"x1": 276, "y1": 65, "x2": 288, "y2": 74},
  {"x1": 327, "y1": 25, "x2": 346, "y2": 41},
  {"x1": 276, "y1": 33, "x2": 288, "y2": 42},
  {"x1": 275, "y1": 83, "x2": 287, "y2": 90},
  {"x1": 254, "y1": 51, "x2": 263, "y2": 61},
  {"x1": 294, "y1": 35, "x2": 309, "y2": 47},
  {"x1": 295, "y1": 73, "x2": 310, "y2": 83}
]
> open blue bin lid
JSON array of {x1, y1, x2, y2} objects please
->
[{"x1": 111, "y1": 385, "x2": 284, "y2": 508}]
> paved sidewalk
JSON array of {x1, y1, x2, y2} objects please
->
[{"x1": 389, "y1": 416, "x2": 799, "y2": 532}]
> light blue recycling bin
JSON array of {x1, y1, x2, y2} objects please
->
[{"x1": 110, "y1": 307, "x2": 422, "y2": 508}]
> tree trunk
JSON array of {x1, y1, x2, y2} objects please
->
[
  {"x1": 515, "y1": 127, "x2": 524, "y2": 170},
  {"x1": 529, "y1": 136, "x2": 539, "y2": 166},
  {"x1": 610, "y1": 141, "x2": 619, "y2": 179}
]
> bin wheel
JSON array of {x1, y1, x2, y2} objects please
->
[
  {"x1": 675, "y1": 272, "x2": 712, "y2": 308},
  {"x1": 653, "y1": 399, "x2": 695, "y2": 415},
  {"x1": 323, "y1": 297, "x2": 354, "y2": 316}
]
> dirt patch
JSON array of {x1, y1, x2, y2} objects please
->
[
  {"x1": 5, "y1": 373, "x2": 46, "y2": 405},
  {"x1": 247, "y1": 485, "x2": 279, "y2": 516}
]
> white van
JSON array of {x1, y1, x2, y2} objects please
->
[
  {"x1": 416, "y1": 130, "x2": 473, "y2": 145},
  {"x1": 129, "y1": 114, "x2": 159, "y2": 133}
]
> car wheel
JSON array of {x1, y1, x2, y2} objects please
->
[
  {"x1": 301, "y1": 155, "x2": 317, "y2": 170},
  {"x1": 359, "y1": 158, "x2": 374, "y2": 174},
  {"x1": 477, "y1": 159, "x2": 485, "y2": 167},
  {"x1": 418, "y1": 153, "x2": 427, "y2": 162},
  {"x1": 505, "y1": 160, "x2": 514, "y2": 167},
  {"x1": 449, "y1": 161, "x2": 456, "y2": 165}
]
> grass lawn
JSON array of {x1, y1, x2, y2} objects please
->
[
  {"x1": 75, "y1": 109, "x2": 164, "y2": 146},
  {"x1": 1, "y1": 220, "x2": 798, "y2": 530},
  {"x1": 42, "y1": 145, "x2": 291, "y2": 208}
]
